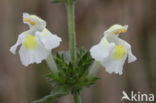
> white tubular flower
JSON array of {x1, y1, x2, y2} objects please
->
[
  {"x1": 10, "y1": 13, "x2": 62, "y2": 66},
  {"x1": 90, "y1": 24, "x2": 137, "y2": 75}
]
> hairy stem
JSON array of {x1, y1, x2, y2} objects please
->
[
  {"x1": 66, "y1": 0, "x2": 76, "y2": 62},
  {"x1": 73, "y1": 93, "x2": 81, "y2": 103}
]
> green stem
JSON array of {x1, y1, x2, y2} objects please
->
[
  {"x1": 66, "y1": 1, "x2": 76, "y2": 62},
  {"x1": 73, "y1": 93, "x2": 81, "y2": 103}
]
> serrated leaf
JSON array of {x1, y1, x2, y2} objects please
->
[
  {"x1": 44, "y1": 72, "x2": 56, "y2": 81},
  {"x1": 32, "y1": 86, "x2": 71, "y2": 103}
]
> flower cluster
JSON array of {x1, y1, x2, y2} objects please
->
[{"x1": 10, "y1": 13, "x2": 137, "y2": 75}]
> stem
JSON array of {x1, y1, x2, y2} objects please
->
[
  {"x1": 66, "y1": 1, "x2": 76, "y2": 62},
  {"x1": 73, "y1": 93, "x2": 81, "y2": 103}
]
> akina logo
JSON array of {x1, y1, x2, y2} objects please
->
[{"x1": 121, "y1": 91, "x2": 155, "y2": 102}]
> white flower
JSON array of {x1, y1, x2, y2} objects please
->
[
  {"x1": 10, "y1": 13, "x2": 62, "y2": 66},
  {"x1": 90, "y1": 24, "x2": 137, "y2": 75}
]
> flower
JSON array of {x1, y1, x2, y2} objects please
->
[
  {"x1": 90, "y1": 24, "x2": 137, "y2": 75},
  {"x1": 10, "y1": 13, "x2": 62, "y2": 66}
]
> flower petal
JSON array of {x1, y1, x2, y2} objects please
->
[
  {"x1": 127, "y1": 49, "x2": 137, "y2": 63},
  {"x1": 117, "y1": 38, "x2": 137, "y2": 63},
  {"x1": 123, "y1": 25, "x2": 128, "y2": 30},
  {"x1": 10, "y1": 31, "x2": 29, "y2": 54},
  {"x1": 36, "y1": 29, "x2": 62, "y2": 50},
  {"x1": 90, "y1": 37, "x2": 115, "y2": 61},
  {"x1": 19, "y1": 38, "x2": 50, "y2": 66},
  {"x1": 10, "y1": 44, "x2": 19, "y2": 55},
  {"x1": 102, "y1": 53, "x2": 127, "y2": 75}
]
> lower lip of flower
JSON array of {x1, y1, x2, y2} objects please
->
[
  {"x1": 24, "y1": 35, "x2": 38, "y2": 50},
  {"x1": 113, "y1": 45, "x2": 126, "y2": 60}
]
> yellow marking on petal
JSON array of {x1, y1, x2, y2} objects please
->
[
  {"x1": 30, "y1": 21, "x2": 36, "y2": 26},
  {"x1": 113, "y1": 45, "x2": 126, "y2": 60},
  {"x1": 121, "y1": 28, "x2": 126, "y2": 33},
  {"x1": 114, "y1": 31, "x2": 119, "y2": 35},
  {"x1": 24, "y1": 18, "x2": 30, "y2": 22},
  {"x1": 24, "y1": 35, "x2": 37, "y2": 50}
]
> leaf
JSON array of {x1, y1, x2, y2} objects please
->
[
  {"x1": 32, "y1": 86, "x2": 71, "y2": 103},
  {"x1": 44, "y1": 72, "x2": 56, "y2": 82}
]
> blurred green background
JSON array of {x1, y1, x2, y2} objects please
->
[{"x1": 0, "y1": 0, "x2": 156, "y2": 103}]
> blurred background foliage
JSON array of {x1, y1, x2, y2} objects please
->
[{"x1": 0, "y1": 0, "x2": 156, "y2": 103}]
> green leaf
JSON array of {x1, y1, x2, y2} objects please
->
[
  {"x1": 32, "y1": 86, "x2": 71, "y2": 103},
  {"x1": 44, "y1": 72, "x2": 56, "y2": 82}
]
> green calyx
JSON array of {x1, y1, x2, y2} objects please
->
[
  {"x1": 51, "y1": 49, "x2": 98, "y2": 92},
  {"x1": 33, "y1": 49, "x2": 98, "y2": 103}
]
